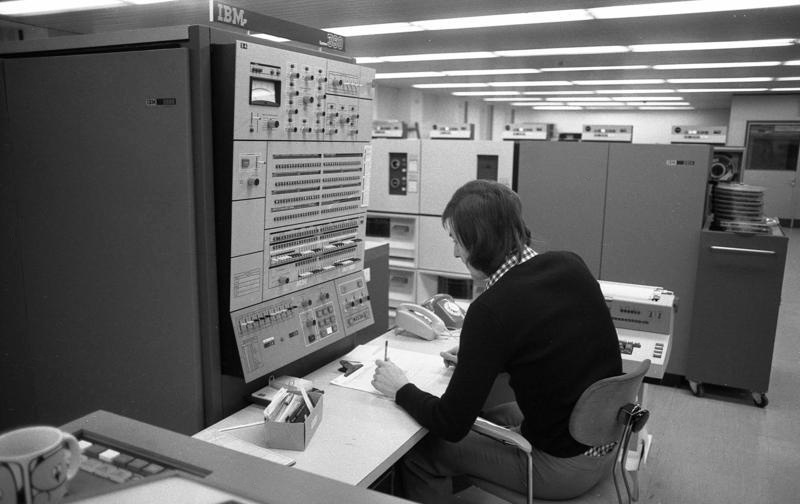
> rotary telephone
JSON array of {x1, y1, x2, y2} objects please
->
[{"x1": 395, "y1": 294, "x2": 466, "y2": 340}]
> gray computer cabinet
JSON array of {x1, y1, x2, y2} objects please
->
[
  {"x1": 367, "y1": 139, "x2": 513, "y2": 306},
  {"x1": 368, "y1": 139, "x2": 422, "y2": 215},
  {"x1": 516, "y1": 141, "x2": 609, "y2": 276},
  {"x1": 0, "y1": 43, "x2": 210, "y2": 434},
  {"x1": 419, "y1": 139, "x2": 514, "y2": 216},
  {"x1": 516, "y1": 142, "x2": 711, "y2": 376},
  {"x1": 686, "y1": 226, "x2": 788, "y2": 406},
  {"x1": 601, "y1": 143, "x2": 710, "y2": 376},
  {"x1": 0, "y1": 26, "x2": 384, "y2": 435}
]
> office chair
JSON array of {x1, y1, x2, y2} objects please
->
[{"x1": 464, "y1": 359, "x2": 651, "y2": 504}]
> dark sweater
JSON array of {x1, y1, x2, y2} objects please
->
[{"x1": 396, "y1": 251, "x2": 622, "y2": 457}]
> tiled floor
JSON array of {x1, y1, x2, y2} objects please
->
[{"x1": 638, "y1": 226, "x2": 800, "y2": 503}]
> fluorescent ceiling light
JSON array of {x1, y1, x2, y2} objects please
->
[
  {"x1": 777, "y1": 77, "x2": 800, "y2": 81},
  {"x1": 667, "y1": 77, "x2": 773, "y2": 83},
  {"x1": 626, "y1": 101, "x2": 691, "y2": 106},
  {"x1": 452, "y1": 91, "x2": 521, "y2": 96},
  {"x1": 413, "y1": 83, "x2": 489, "y2": 89},
  {"x1": 484, "y1": 97, "x2": 542, "y2": 101},
  {"x1": 511, "y1": 102, "x2": 550, "y2": 106},
  {"x1": 357, "y1": 39, "x2": 797, "y2": 65},
  {"x1": 639, "y1": 106, "x2": 695, "y2": 110},
  {"x1": 0, "y1": 0, "x2": 123, "y2": 14},
  {"x1": 540, "y1": 65, "x2": 648, "y2": 72},
  {"x1": 444, "y1": 69, "x2": 540, "y2": 76},
  {"x1": 523, "y1": 90, "x2": 595, "y2": 95},
  {"x1": 382, "y1": 52, "x2": 496, "y2": 63},
  {"x1": 489, "y1": 81, "x2": 572, "y2": 87},
  {"x1": 590, "y1": 1, "x2": 800, "y2": 19},
  {"x1": 567, "y1": 102, "x2": 628, "y2": 106},
  {"x1": 611, "y1": 96, "x2": 684, "y2": 101},
  {"x1": 413, "y1": 10, "x2": 592, "y2": 30},
  {"x1": 677, "y1": 88, "x2": 769, "y2": 92},
  {"x1": 573, "y1": 79, "x2": 665, "y2": 85},
  {"x1": 595, "y1": 89, "x2": 675, "y2": 94},
  {"x1": 355, "y1": 57, "x2": 386, "y2": 64},
  {"x1": 250, "y1": 33, "x2": 290, "y2": 43},
  {"x1": 653, "y1": 61, "x2": 782, "y2": 69},
  {"x1": 326, "y1": 23, "x2": 422, "y2": 37},
  {"x1": 328, "y1": 10, "x2": 593, "y2": 35},
  {"x1": 496, "y1": 46, "x2": 629, "y2": 57},
  {"x1": 329, "y1": 1, "x2": 800, "y2": 35},
  {"x1": 125, "y1": 0, "x2": 173, "y2": 4},
  {"x1": 375, "y1": 72, "x2": 445, "y2": 79},
  {"x1": 533, "y1": 106, "x2": 583, "y2": 110},
  {"x1": 631, "y1": 38, "x2": 796, "y2": 52},
  {"x1": 548, "y1": 97, "x2": 611, "y2": 101},
  {"x1": 772, "y1": 87, "x2": 800, "y2": 91},
  {"x1": 785, "y1": 61, "x2": 800, "y2": 66},
  {"x1": 586, "y1": 106, "x2": 635, "y2": 110}
]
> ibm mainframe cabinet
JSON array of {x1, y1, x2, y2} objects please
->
[
  {"x1": 515, "y1": 141, "x2": 711, "y2": 376},
  {"x1": 0, "y1": 25, "x2": 382, "y2": 434}
]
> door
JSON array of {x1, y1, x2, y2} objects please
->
[{"x1": 743, "y1": 121, "x2": 800, "y2": 226}]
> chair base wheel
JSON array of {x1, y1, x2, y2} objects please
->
[
  {"x1": 688, "y1": 380, "x2": 704, "y2": 397},
  {"x1": 752, "y1": 392, "x2": 768, "y2": 408}
]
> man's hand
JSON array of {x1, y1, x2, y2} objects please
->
[
  {"x1": 371, "y1": 359, "x2": 410, "y2": 400},
  {"x1": 440, "y1": 345, "x2": 459, "y2": 368}
]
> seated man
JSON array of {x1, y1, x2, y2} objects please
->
[{"x1": 372, "y1": 180, "x2": 622, "y2": 503}]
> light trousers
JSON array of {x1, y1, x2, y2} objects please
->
[{"x1": 400, "y1": 402, "x2": 614, "y2": 503}]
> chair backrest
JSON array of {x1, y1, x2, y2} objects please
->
[{"x1": 568, "y1": 359, "x2": 650, "y2": 447}]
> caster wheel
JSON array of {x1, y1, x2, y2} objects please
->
[
  {"x1": 689, "y1": 380, "x2": 704, "y2": 397},
  {"x1": 752, "y1": 392, "x2": 768, "y2": 408}
]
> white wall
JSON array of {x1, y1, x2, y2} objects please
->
[{"x1": 374, "y1": 85, "x2": 496, "y2": 140}]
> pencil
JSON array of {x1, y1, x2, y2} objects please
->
[
  {"x1": 384, "y1": 340, "x2": 388, "y2": 361},
  {"x1": 218, "y1": 420, "x2": 264, "y2": 432}
]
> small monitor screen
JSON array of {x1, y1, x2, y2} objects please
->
[{"x1": 250, "y1": 77, "x2": 280, "y2": 107}]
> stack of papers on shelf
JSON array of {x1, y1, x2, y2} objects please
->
[{"x1": 331, "y1": 345, "x2": 453, "y2": 397}]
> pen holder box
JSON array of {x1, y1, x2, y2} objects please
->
[{"x1": 264, "y1": 390, "x2": 323, "y2": 451}]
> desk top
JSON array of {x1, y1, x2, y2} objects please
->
[
  {"x1": 62, "y1": 410, "x2": 410, "y2": 504},
  {"x1": 193, "y1": 329, "x2": 458, "y2": 487}
]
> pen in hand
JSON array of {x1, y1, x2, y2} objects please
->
[{"x1": 384, "y1": 340, "x2": 389, "y2": 361}]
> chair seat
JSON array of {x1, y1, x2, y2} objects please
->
[{"x1": 458, "y1": 474, "x2": 622, "y2": 504}]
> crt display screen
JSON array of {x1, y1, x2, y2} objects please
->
[{"x1": 250, "y1": 77, "x2": 280, "y2": 107}]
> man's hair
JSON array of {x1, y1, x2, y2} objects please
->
[{"x1": 441, "y1": 180, "x2": 531, "y2": 276}]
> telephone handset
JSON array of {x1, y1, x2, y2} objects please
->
[
  {"x1": 395, "y1": 303, "x2": 449, "y2": 340},
  {"x1": 422, "y1": 294, "x2": 466, "y2": 330}
]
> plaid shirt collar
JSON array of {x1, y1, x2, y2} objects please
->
[{"x1": 485, "y1": 246, "x2": 537, "y2": 290}]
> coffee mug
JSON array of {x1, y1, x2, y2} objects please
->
[{"x1": 0, "y1": 426, "x2": 81, "y2": 504}]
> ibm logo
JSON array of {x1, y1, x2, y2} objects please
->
[{"x1": 216, "y1": 3, "x2": 247, "y2": 27}]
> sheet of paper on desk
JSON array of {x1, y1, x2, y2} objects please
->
[
  {"x1": 331, "y1": 345, "x2": 453, "y2": 397},
  {"x1": 194, "y1": 429, "x2": 295, "y2": 466}
]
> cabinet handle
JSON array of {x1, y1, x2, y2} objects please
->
[{"x1": 710, "y1": 246, "x2": 775, "y2": 255}]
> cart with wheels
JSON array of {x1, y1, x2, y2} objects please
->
[{"x1": 685, "y1": 225, "x2": 787, "y2": 408}]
